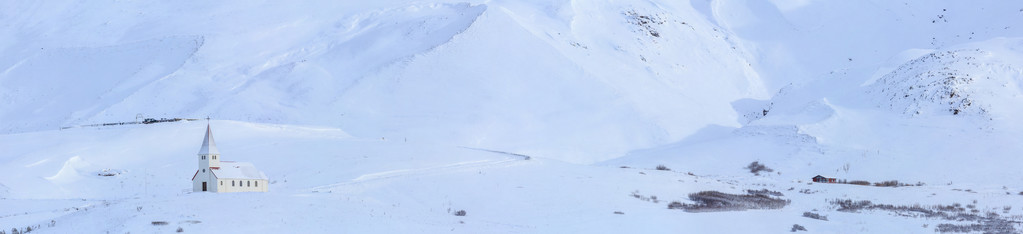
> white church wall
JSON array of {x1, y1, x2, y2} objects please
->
[
  {"x1": 192, "y1": 170, "x2": 219, "y2": 192},
  {"x1": 217, "y1": 179, "x2": 269, "y2": 193}
]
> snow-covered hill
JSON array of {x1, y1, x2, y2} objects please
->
[
  {"x1": 4, "y1": 0, "x2": 1023, "y2": 233},
  {"x1": 1, "y1": 0, "x2": 769, "y2": 163},
  {"x1": 868, "y1": 38, "x2": 1023, "y2": 119}
]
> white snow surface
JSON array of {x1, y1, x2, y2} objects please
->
[{"x1": 3, "y1": 0, "x2": 1023, "y2": 233}]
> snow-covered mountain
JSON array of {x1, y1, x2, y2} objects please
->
[
  {"x1": 3, "y1": 0, "x2": 1023, "y2": 233},
  {"x1": 1, "y1": 0, "x2": 771, "y2": 163}
]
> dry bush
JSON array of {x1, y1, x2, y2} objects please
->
[
  {"x1": 830, "y1": 199, "x2": 1019, "y2": 233},
  {"x1": 747, "y1": 189, "x2": 784, "y2": 197},
  {"x1": 848, "y1": 180, "x2": 871, "y2": 186},
  {"x1": 802, "y1": 211, "x2": 828, "y2": 221},
  {"x1": 745, "y1": 161, "x2": 773, "y2": 176},
  {"x1": 874, "y1": 180, "x2": 899, "y2": 187},
  {"x1": 791, "y1": 224, "x2": 807, "y2": 232},
  {"x1": 667, "y1": 201, "x2": 684, "y2": 209},
  {"x1": 675, "y1": 190, "x2": 789, "y2": 212},
  {"x1": 631, "y1": 190, "x2": 659, "y2": 203}
]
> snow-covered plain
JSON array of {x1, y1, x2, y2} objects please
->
[{"x1": 3, "y1": 0, "x2": 1023, "y2": 233}]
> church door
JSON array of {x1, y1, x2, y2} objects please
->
[{"x1": 202, "y1": 182, "x2": 207, "y2": 191}]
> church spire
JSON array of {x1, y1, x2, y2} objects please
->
[{"x1": 198, "y1": 124, "x2": 219, "y2": 155}]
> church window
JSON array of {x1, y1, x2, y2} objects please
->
[
  {"x1": 232, "y1": 181, "x2": 235, "y2": 186},
  {"x1": 220, "y1": 181, "x2": 223, "y2": 185},
  {"x1": 255, "y1": 181, "x2": 258, "y2": 187},
  {"x1": 247, "y1": 181, "x2": 251, "y2": 187},
  {"x1": 202, "y1": 169, "x2": 205, "y2": 173}
]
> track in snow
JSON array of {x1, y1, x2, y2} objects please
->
[{"x1": 309, "y1": 158, "x2": 523, "y2": 192}]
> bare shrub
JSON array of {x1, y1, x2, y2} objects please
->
[
  {"x1": 151, "y1": 221, "x2": 169, "y2": 226},
  {"x1": 848, "y1": 180, "x2": 871, "y2": 186},
  {"x1": 453, "y1": 210, "x2": 466, "y2": 216},
  {"x1": 936, "y1": 222, "x2": 1018, "y2": 233},
  {"x1": 791, "y1": 224, "x2": 807, "y2": 232},
  {"x1": 747, "y1": 189, "x2": 784, "y2": 197},
  {"x1": 613, "y1": 211, "x2": 624, "y2": 215},
  {"x1": 874, "y1": 180, "x2": 899, "y2": 187},
  {"x1": 631, "y1": 191, "x2": 642, "y2": 199},
  {"x1": 676, "y1": 191, "x2": 789, "y2": 212},
  {"x1": 655, "y1": 165, "x2": 670, "y2": 171},
  {"x1": 668, "y1": 201, "x2": 684, "y2": 209},
  {"x1": 830, "y1": 199, "x2": 1019, "y2": 233},
  {"x1": 745, "y1": 161, "x2": 773, "y2": 175},
  {"x1": 631, "y1": 191, "x2": 661, "y2": 203},
  {"x1": 934, "y1": 203, "x2": 966, "y2": 213},
  {"x1": 832, "y1": 199, "x2": 873, "y2": 212},
  {"x1": 176, "y1": 227, "x2": 184, "y2": 232},
  {"x1": 802, "y1": 211, "x2": 828, "y2": 221}
]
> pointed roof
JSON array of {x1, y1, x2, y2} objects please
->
[{"x1": 198, "y1": 124, "x2": 220, "y2": 155}]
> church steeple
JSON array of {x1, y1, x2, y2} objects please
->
[
  {"x1": 198, "y1": 124, "x2": 219, "y2": 155},
  {"x1": 198, "y1": 124, "x2": 220, "y2": 169}
]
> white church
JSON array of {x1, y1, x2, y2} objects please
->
[{"x1": 191, "y1": 124, "x2": 269, "y2": 193}]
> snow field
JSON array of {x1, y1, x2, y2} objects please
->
[{"x1": 4, "y1": 0, "x2": 1023, "y2": 233}]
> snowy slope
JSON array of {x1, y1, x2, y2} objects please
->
[
  {"x1": 608, "y1": 0, "x2": 1023, "y2": 185},
  {"x1": 1, "y1": 0, "x2": 767, "y2": 163},
  {"x1": 868, "y1": 38, "x2": 1023, "y2": 119},
  {"x1": 709, "y1": 0, "x2": 1023, "y2": 92}
]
